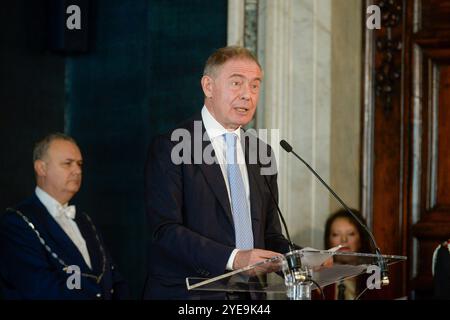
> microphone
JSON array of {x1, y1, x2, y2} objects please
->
[{"x1": 279, "y1": 139, "x2": 389, "y2": 286}]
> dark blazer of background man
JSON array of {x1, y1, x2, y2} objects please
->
[
  {"x1": 433, "y1": 239, "x2": 450, "y2": 299},
  {"x1": 143, "y1": 46, "x2": 293, "y2": 299},
  {"x1": 0, "y1": 133, "x2": 129, "y2": 299}
]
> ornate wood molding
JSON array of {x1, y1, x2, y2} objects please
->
[
  {"x1": 364, "y1": 0, "x2": 409, "y2": 299},
  {"x1": 375, "y1": 0, "x2": 403, "y2": 114}
]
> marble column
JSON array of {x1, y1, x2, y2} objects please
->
[{"x1": 227, "y1": 0, "x2": 245, "y2": 46}]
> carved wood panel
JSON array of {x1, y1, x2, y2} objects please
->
[
  {"x1": 364, "y1": 0, "x2": 450, "y2": 299},
  {"x1": 412, "y1": 45, "x2": 450, "y2": 297}
]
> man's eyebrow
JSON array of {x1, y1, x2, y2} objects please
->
[
  {"x1": 63, "y1": 158, "x2": 83, "y2": 162},
  {"x1": 228, "y1": 73, "x2": 262, "y2": 81}
]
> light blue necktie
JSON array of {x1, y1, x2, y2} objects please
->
[{"x1": 224, "y1": 133, "x2": 254, "y2": 249}]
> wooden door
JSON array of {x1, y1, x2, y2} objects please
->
[{"x1": 362, "y1": 0, "x2": 450, "y2": 299}]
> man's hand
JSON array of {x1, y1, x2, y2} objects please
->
[{"x1": 233, "y1": 249, "x2": 283, "y2": 276}]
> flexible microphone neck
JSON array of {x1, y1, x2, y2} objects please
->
[
  {"x1": 260, "y1": 173, "x2": 296, "y2": 252},
  {"x1": 259, "y1": 167, "x2": 304, "y2": 280},
  {"x1": 243, "y1": 130, "x2": 296, "y2": 253},
  {"x1": 280, "y1": 139, "x2": 389, "y2": 286}
]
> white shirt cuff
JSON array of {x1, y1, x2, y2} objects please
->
[{"x1": 226, "y1": 249, "x2": 240, "y2": 270}]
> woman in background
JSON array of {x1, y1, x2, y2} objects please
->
[{"x1": 322, "y1": 209, "x2": 372, "y2": 300}]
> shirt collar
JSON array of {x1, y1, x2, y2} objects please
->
[
  {"x1": 201, "y1": 105, "x2": 241, "y2": 140},
  {"x1": 35, "y1": 186, "x2": 68, "y2": 219}
]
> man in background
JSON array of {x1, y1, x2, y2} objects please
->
[{"x1": 0, "y1": 133, "x2": 129, "y2": 299}]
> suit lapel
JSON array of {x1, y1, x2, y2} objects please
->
[
  {"x1": 30, "y1": 195, "x2": 93, "y2": 272},
  {"x1": 185, "y1": 114, "x2": 234, "y2": 226},
  {"x1": 198, "y1": 129, "x2": 234, "y2": 226},
  {"x1": 75, "y1": 213, "x2": 102, "y2": 274},
  {"x1": 184, "y1": 114, "x2": 265, "y2": 239}
]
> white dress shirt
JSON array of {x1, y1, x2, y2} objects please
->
[
  {"x1": 201, "y1": 106, "x2": 252, "y2": 270},
  {"x1": 35, "y1": 187, "x2": 92, "y2": 269}
]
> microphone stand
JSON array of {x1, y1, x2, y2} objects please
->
[
  {"x1": 279, "y1": 139, "x2": 390, "y2": 287},
  {"x1": 260, "y1": 165, "x2": 322, "y2": 300}
]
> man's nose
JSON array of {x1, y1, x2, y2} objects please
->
[
  {"x1": 73, "y1": 164, "x2": 82, "y2": 175},
  {"x1": 240, "y1": 83, "x2": 251, "y2": 100}
]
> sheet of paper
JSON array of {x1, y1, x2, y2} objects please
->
[{"x1": 300, "y1": 245, "x2": 343, "y2": 267}]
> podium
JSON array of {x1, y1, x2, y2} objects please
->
[{"x1": 186, "y1": 248, "x2": 407, "y2": 300}]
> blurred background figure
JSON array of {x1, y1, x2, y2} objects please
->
[
  {"x1": 432, "y1": 238, "x2": 450, "y2": 299},
  {"x1": 322, "y1": 208, "x2": 371, "y2": 300}
]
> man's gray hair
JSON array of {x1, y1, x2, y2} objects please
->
[
  {"x1": 33, "y1": 133, "x2": 78, "y2": 162},
  {"x1": 203, "y1": 46, "x2": 262, "y2": 78}
]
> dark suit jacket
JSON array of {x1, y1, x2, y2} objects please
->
[
  {"x1": 0, "y1": 194, "x2": 129, "y2": 300},
  {"x1": 143, "y1": 113, "x2": 291, "y2": 299},
  {"x1": 434, "y1": 242, "x2": 450, "y2": 299}
]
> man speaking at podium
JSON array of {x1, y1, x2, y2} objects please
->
[{"x1": 144, "y1": 46, "x2": 293, "y2": 299}]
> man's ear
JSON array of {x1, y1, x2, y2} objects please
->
[
  {"x1": 34, "y1": 160, "x2": 47, "y2": 177},
  {"x1": 201, "y1": 75, "x2": 214, "y2": 99}
]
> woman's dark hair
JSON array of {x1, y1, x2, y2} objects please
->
[{"x1": 324, "y1": 209, "x2": 372, "y2": 253}]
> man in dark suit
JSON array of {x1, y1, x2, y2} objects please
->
[
  {"x1": 143, "y1": 46, "x2": 293, "y2": 299},
  {"x1": 0, "y1": 133, "x2": 129, "y2": 299}
]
